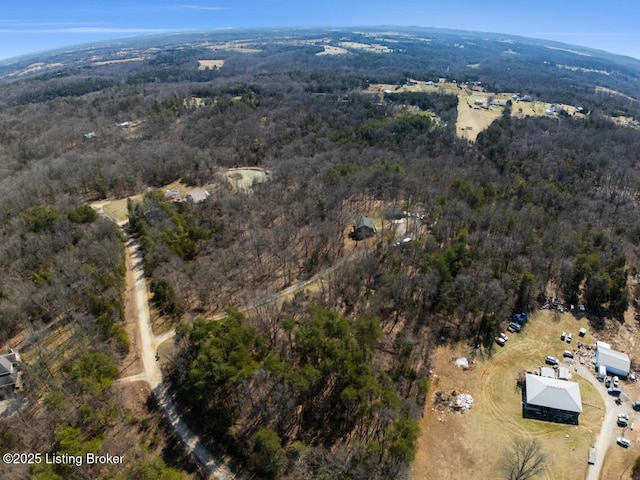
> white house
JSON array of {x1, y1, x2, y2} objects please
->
[{"x1": 0, "y1": 351, "x2": 21, "y2": 389}]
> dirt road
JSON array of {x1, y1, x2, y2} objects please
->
[
  {"x1": 120, "y1": 230, "x2": 235, "y2": 480},
  {"x1": 576, "y1": 363, "x2": 629, "y2": 480},
  {"x1": 155, "y1": 236, "x2": 379, "y2": 348}
]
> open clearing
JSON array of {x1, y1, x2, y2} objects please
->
[
  {"x1": 225, "y1": 167, "x2": 269, "y2": 193},
  {"x1": 316, "y1": 45, "x2": 349, "y2": 56},
  {"x1": 338, "y1": 41, "x2": 393, "y2": 53},
  {"x1": 198, "y1": 59, "x2": 225, "y2": 70},
  {"x1": 360, "y1": 80, "x2": 587, "y2": 141},
  {"x1": 411, "y1": 310, "x2": 640, "y2": 480},
  {"x1": 92, "y1": 57, "x2": 145, "y2": 66},
  {"x1": 206, "y1": 42, "x2": 261, "y2": 54}
]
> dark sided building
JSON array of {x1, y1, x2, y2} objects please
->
[{"x1": 523, "y1": 374, "x2": 582, "y2": 425}]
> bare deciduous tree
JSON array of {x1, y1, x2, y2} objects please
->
[{"x1": 500, "y1": 437, "x2": 547, "y2": 480}]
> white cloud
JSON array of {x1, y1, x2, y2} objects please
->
[
  {"x1": 171, "y1": 4, "x2": 228, "y2": 10},
  {"x1": 0, "y1": 27, "x2": 170, "y2": 34},
  {"x1": 126, "y1": 4, "x2": 228, "y2": 11},
  {"x1": 534, "y1": 31, "x2": 640, "y2": 37}
]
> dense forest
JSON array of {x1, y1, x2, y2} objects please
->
[{"x1": 0, "y1": 27, "x2": 640, "y2": 479}]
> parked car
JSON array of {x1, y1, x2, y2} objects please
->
[
  {"x1": 560, "y1": 331, "x2": 566, "y2": 341},
  {"x1": 500, "y1": 333, "x2": 509, "y2": 342},
  {"x1": 608, "y1": 387, "x2": 622, "y2": 397},
  {"x1": 613, "y1": 376, "x2": 619, "y2": 388},
  {"x1": 566, "y1": 333, "x2": 573, "y2": 343},
  {"x1": 605, "y1": 377, "x2": 611, "y2": 388},
  {"x1": 632, "y1": 401, "x2": 640, "y2": 411},
  {"x1": 617, "y1": 437, "x2": 630, "y2": 448},
  {"x1": 618, "y1": 414, "x2": 629, "y2": 427},
  {"x1": 545, "y1": 356, "x2": 559, "y2": 366},
  {"x1": 495, "y1": 336, "x2": 506, "y2": 347},
  {"x1": 508, "y1": 322, "x2": 521, "y2": 333},
  {"x1": 563, "y1": 350, "x2": 574, "y2": 359}
]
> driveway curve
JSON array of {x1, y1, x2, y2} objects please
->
[
  {"x1": 575, "y1": 363, "x2": 629, "y2": 480},
  {"x1": 120, "y1": 230, "x2": 235, "y2": 480}
]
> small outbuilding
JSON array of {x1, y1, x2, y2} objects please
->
[
  {"x1": 186, "y1": 189, "x2": 210, "y2": 204},
  {"x1": 540, "y1": 367, "x2": 555, "y2": 378},
  {"x1": 353, "y1": 215, "x2": 377, "y2": 240},
  {"x1": 558, "y1": 367, "x2": 571, "y2": 381}
]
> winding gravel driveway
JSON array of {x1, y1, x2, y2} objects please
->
[
  {"x1": 120, "y1": 230, "x2": 235, "y2": 480},
  {"x1": 575, "y1": 363, "x2": 629, "y2": 480}
]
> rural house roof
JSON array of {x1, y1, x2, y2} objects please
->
[
  {"x1": 186, "y1": 189, "x2": 210, "y2": 204},
  {"x1": 540, "y1": 367, "x2": 555, "y2": 378},
  {"x1": 596, "y1": 346, "x2": 630, "y2": 375},
  {"x1": 0, "y1": 351, "x2": 21, "y2": 388},
  {"x1": 525, "y1": 374, "x2": 582, "y2": 413},
  {"x1": 355, "y1": 215, "x2": 376, "y2": 231},
  {"x1": 558, "y1": 367, "x2": 570, "y2": 381}
]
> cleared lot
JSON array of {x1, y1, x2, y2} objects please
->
[{"x1": 413, "y1": 311, "x2": 609, "y2": 480}]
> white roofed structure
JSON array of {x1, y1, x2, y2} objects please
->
[
  {"x1": 523, "y1": 373, "x2": 582, "y2": 424},
  {"x1": 596, "y1": 344, "x2": 630, "y2": 377},
  {"x1": 540, "y1": 367, "x2": 555, "y2": 378}
]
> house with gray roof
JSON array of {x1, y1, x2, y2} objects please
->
[
  {"x1": 186, "y1": 189, "x2": 210, "y2": 204},
  {"x1": 523, "y1": 373, "x2": 582, "y2": 424},
  {"x1": 0, "y1": 351, "x2": 21, "y2": 389},
  {"x1": 352, "y1": 215, "x2": 377, "y2": 241}
]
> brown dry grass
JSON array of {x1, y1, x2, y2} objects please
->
[
  {"x1": 359, "y1": 81, "x2": 590, "y2": 141},
  {"x1": 316, "y1": 45, "x2": 349, "y2": 56},
  {"x1": 456, "y1": 95, "x2": 503, "y2": 141},
  {"x1": 225, "y1": 167, "x2": 269, "y2": 193},
  {"x1": 93, "y1": 57, "x2": 145, "y2": 66},
  {"x1": 206, "y1": 43, "x2": 261, "y2": 54},
  {"x1": 90, "y1": 180, "x2": 193, "y2": 224},
  {"x1": 197, "y1": 59, "x2": 224, "y2": 70},
  {"x1": 338, "y1": 41, "x2": 393, "y2": 53},
  {"x1": 412, "y1": 310, "x2": 615, "y2": 480}
]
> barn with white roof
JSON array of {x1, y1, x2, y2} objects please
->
[
  {"x1": 595, "y1": 341, "x2": 630, "y2": 378},
  {"x1": 523, "y1": 374, "x2": 582, "y2": 424}
]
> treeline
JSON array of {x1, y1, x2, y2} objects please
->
[
  {"x1": 173, "y1": 308, "x2": 422, "y2": 479},
  {"x1": 0, "y1": 28, "x2": 639, "y2": 479}
]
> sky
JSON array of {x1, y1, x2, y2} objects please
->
[{"x1": 1, "y1": 0, "x2": 640, "y2": 61}]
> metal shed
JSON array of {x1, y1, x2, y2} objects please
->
[{"x1": 596, "y1": 344, "x2": 630, "y2": 378}]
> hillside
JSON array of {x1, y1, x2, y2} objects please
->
[{"x1": 0, "y1": 27, "x2": 640, "y2": 480}]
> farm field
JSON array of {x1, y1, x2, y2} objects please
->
[
  {"x1": 361, "y1": 80, "x2": 586, "y2": 141},
  {"x1": 316, "y1": 45, "x2": 349, "y2": 56},
  {"x1": 197, "y1": 59, "x2": 225, "y2": 70},
  {"x1": 411, "y1": 310, "x2": 640, "y2": 480}
]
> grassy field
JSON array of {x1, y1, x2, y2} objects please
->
[
  {"x1": 360, "y1": 81, "x2": 587, "y2": 141},
  {"x1": 225, "y1": 167, "x2": 269, "y2": 193},
  {"x1": 198, "y1": 59, "x2": 225, "y2": 70},
  {"x1": 338, "y1": 41, "x2": 393, "y2": 53},
  {"x1": 413, "y1": 310, "x2": 610, "y2": 480},
  {"x1": 206, "y1": 42, "x2": 262, "y2": 54},
  {"x1": 316, "y1": 45, "x2": 349, "y2": 56}
]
